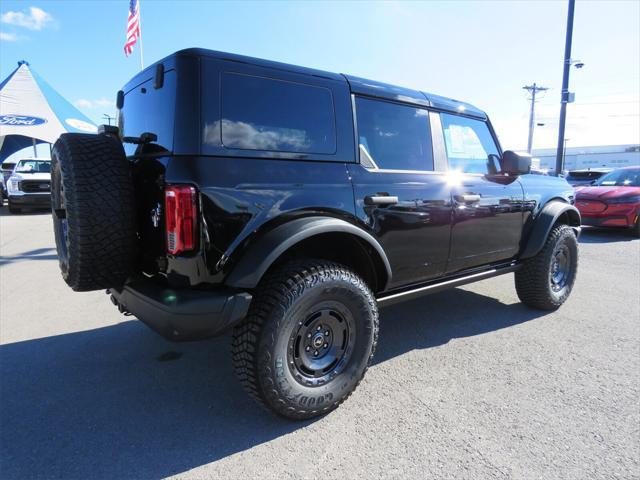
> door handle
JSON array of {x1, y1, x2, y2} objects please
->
[
  {"x1": 364, "y1": 195, "x2": 399, "y2": 206},
  {"x1": 454, "y1": 194, "x2": 481, "y2": 204}
]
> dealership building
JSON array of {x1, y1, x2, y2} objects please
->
[{"x1": 532, "y1": 144, "x2": 640, "y2": 171}]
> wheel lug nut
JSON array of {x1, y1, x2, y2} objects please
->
[
  {"x1": 314, "y1": 350, "x2": 319, "y2": 356},
  {"x1": 306, "y1": 346, "x2": 310, "y2": 352},
  {"x1": 317, "y1": 325, "x2": 322, "y2": 331},
  {"x1": 323, "y1": 343, "x2": 328, "y2": 348},
  {"x1": 324, "y1": 331, "x2": 329, "y2": 336},
  {"x1": 307, "y1": 333, "x2": 312, "y2": 338}
]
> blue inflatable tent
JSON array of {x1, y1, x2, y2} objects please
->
[{"x1": 0, "y1": 61, "x2": 97, "y2": 162}]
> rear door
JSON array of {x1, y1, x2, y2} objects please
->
[
  {"x1": 350, "y1": 97, "x2": 453, "y2": 289},
  {"x1": 436, "y1": 113, "x2": 524, "y2": 273}
]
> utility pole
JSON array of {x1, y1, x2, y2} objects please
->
[
  {"x1": 555, "y1": 0, "x2": 576, "y2": 176},
  {"x1": 523, "y1": 83, "x2": 549, "y2": 154}
]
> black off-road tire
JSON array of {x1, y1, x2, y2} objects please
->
[
  {"x1": 232, "y1": 260, "x2": 378, "y2": 420},
  {"x1": 51, "y1": 133, "x2": 136, "y2": 292},
  {"x1": 515, "y1": 224, "x2": 578, "y2": 310}
]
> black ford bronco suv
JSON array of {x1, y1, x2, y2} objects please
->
[{"x1": 51, "y1": 49, "x2": 580, "y2": 420}]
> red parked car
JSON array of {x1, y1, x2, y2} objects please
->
[{"x1": 575, "y1": 166, "x2": 640, "y2": 236}]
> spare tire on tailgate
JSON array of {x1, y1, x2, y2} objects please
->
[{"x1": 51, "y1": 133, "x2": 136, "y2": 291}]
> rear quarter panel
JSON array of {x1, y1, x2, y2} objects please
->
[{"x1": 165, "y1": 156, "x2": 356, "y2": 284}]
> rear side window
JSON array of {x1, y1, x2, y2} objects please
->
[
  {"x1": 355, "y1": 97, "x2": 433, "y2": 171},
  {"x1": 221, "y1": 73, "x2": 336, "y2": 154},
  {"x1": 440, "y1": 113, "x2": 499, "y2": 174}
]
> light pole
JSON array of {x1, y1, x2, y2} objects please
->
[{"x1": 554, "y1": 0, "x2": 576, "y2": 176}]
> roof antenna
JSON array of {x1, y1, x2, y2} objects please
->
[{"x1": 18, "y1": 60, "x2": 29, "y2": 66}]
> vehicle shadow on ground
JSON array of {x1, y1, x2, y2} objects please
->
[
  {"x1": 0, "y1": 247, "x2": 57, "y2": 265},
  {"x1": 578, "y1": 227, "x2": 637, "y2": 243},
  {"x1": 375, "y1": 288, "x2": 545, "y2": 365},
  {"x1": 0, "y1": 207, "x2": 50, "y2": 217},
  {"x1": 0, "y1": 287, "x2": 547, "y2": 479}
]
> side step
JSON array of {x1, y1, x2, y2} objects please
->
[{"x1": 377, "y1": 263, "x2": 521, "y2": 307}]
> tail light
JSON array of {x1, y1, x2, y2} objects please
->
[{"x1": 165, "y1": 185, "x2": 198, "y2": 255}]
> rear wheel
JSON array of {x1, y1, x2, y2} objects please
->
[
  {"x1": 232, "y1": 260, "x2": 378, "y2": 420},
  {"x1": 51, "y1": 133, "x2": 136, "y2": 291},
  {"x1": 515, "y1": 224, "x2": 578, "y2": 310}
]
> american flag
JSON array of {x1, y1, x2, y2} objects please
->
[{"x1": 124, "y1": 0, "x2": 141, "y2": 56}]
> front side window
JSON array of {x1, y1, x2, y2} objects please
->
[
  {"x1": 441, "y1": 113, "x2": 499, "y2": 174},
  {"x1": 221, "y1": 73, "x2": 336, "y2": 154},
  {"x1": 355, "y1": 97, "x2": 433, "y2": 171}
]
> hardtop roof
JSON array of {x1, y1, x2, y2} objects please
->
[{"x1": 125, "y1": 48, "x2": 487, "y2": 119}]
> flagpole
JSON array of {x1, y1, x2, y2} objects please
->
[{"x1": 138, "y1": 0, "x2": 144, "y2": 70}]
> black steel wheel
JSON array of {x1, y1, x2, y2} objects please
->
[
  {"x1": 549, "y1": 242, "x2": 572, "y2": 294},
  {"x1": 232, "y1": 260, "x2": 378, "y2": 420},
  {"x1": 516, "y1": 224, "x2": 578, "y2": 310},
  {"x1": 288, "y1": 302, "x2": 356, "y2": 387}
]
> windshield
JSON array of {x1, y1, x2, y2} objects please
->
[
  {"x1": 15, "y1": 160, "x2": 51, "y2": 174},
  {"x1": 595, "y1": 168, "x2": 640, "y2": 187},
  {"x1": 566, "y1": 171, "x2": 608, "y2": 181}
]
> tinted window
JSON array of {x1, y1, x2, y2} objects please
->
[
  {"x1": 119, "y1": 70, "x2": 177, "y2": 156},
  {"x1": 355, "y1": 97, "x2": 433, "y2": 171},
  {"x1": 221, "y1": 73, "x2": 336, "y2": 154},
  {"x1": 441, "y1": 113, "x2": 499, "y2": 174}
]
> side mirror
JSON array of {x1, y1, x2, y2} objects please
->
[{"x1": 501, "y1": 150, "x2": 531, "y2": 176}]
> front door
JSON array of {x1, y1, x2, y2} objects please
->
[
  {"x1": 436, "y1": 112, "x2": 524, "y2": 273},
  {"x1": 350, "y1": 96, "x2": 453, "y2": 289}
]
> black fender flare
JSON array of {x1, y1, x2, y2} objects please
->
[
  {"x1": 520, "y1": 201, "x2": 581, "y2": 259},
  {"x1": 224, "y1": 216, "x2": 392, "y2": 290}
]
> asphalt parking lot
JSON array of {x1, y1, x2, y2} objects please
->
[{"x1": 1, "y1": 208, "x2": 638, "y2": 480}]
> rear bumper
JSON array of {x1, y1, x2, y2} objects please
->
[{"x1": 109, "y1": 278, "x2": 252, "y2": 341}]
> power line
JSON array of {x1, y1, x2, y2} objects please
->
[{"x1": 523, "y1": 83, "x2": 550, "y2": 154}]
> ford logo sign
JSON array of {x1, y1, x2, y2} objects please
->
[{"x1": 0, "y1": 114, "x2": 47, "y2": 126}]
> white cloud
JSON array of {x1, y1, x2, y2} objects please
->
[
  {"x1": 74, "y1": 98, "x2": 116, "y2": 110},
  {"x1": 1, "y1": 7, "x2": 54, "y2": 31},
  {"x1": 0, "y1": 31, "x2": 18, "y2": 41}
]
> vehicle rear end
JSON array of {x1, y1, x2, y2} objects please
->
[{"x1": 50, "y1": 51, "x2": 252, "y2": 341}]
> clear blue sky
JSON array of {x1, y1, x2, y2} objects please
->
[{"x1": 1, "y1": 0, "x2": 639, "y2": 161}]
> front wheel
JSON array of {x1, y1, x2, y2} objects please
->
[
  {"x1": 232, "y1": 260, "x2": 378, "y2": 420},
  {"x1": 515, "y1": 224, "x2": 578, "y2": 310}
]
